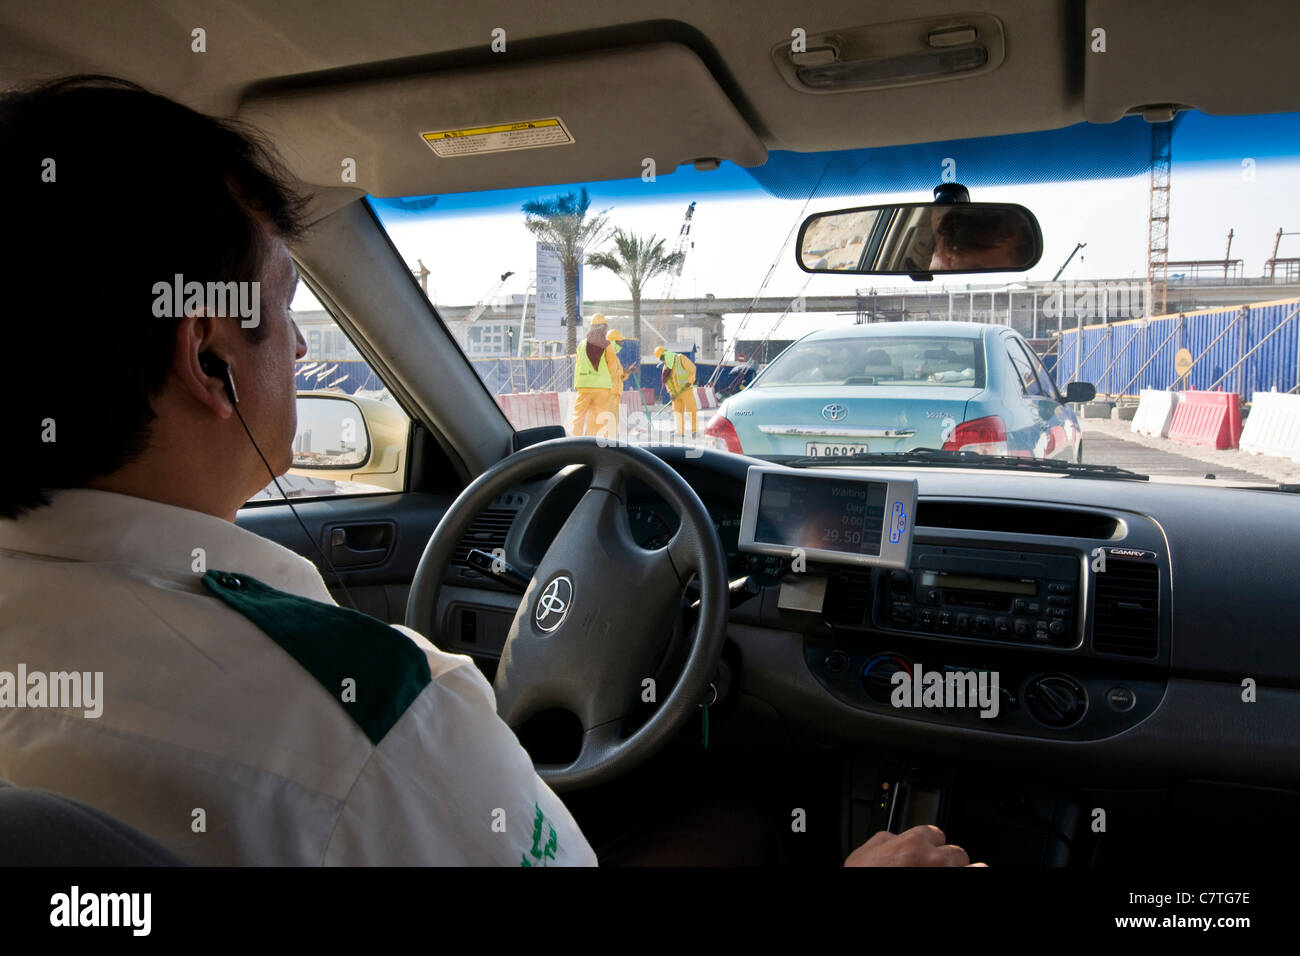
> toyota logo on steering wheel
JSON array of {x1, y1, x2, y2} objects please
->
[{"x1": 534, "y1": 575, "x2": 574, "y2": 632}]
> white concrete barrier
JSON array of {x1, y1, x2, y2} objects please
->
[
  {"x1": 1241, "y1": 391, "x2": 1300, "y2": 461},
  {"x1": 1131, "y1": 389, "x2": 1180, "y2": 438}
]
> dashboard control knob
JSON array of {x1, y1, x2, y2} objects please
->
[
  {"x1": 862, "y1": 655, "x2": 911, "y2": 705},
  {"x1": 1106, "y1": 686, "x2": 1136, "y2": 712},
  {"x1": 1023, "y1": 674, "x2": 1086, "y2": 728}
]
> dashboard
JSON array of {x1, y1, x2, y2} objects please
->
[{"x1": 435, "y1": 447, "x2": 1300, "y2": 791}]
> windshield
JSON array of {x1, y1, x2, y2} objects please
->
[{"x1": 371, "y1": 109, "x2": 1300, "y2": 485}]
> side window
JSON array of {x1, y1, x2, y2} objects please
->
[
  {"x1": 1020, "y1": 340, "x2": 1062, "y2": 401},
  {"x1": 247, "y1": 281, "x2": 411, "y2": 503},
  {"x1": 1005, "y1": 339, "x2": 1040, "y2": 396}
]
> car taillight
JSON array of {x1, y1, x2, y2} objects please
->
[
  {"x1": 705, "y1": 414, "x2": 744, "y2": 453},
  {"x1": 942, "y1": 415, "x2": 1008, "y2": 455},
  {"x1": 1045, "y1": 424, "x2": 1067, "y2": 457}
]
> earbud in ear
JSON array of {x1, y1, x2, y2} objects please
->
[{"x1": 199, "y1": 351, "x2": 239, "y2": 405}]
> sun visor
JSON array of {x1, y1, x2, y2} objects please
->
[
  {"x1": 1084, "y1": 0, "x2": 1300, "y2": 122},
  {"x1": 238, "y1": 42, "x2": 767, "y2": 198}
]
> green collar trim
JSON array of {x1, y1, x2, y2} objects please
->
[{"x1": 202, "y1": 570, "x2": 431, "y2": 745}]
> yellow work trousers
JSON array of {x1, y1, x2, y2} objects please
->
[
  {"x1": 672, "y1": 387, "x2": 699, "y2": 436},
  {"x1": 573, "y1": 388, "x2": 617, "y2": 438},
  {"x1": 605, "y1": 389, "x2": 622, "y2": 431}
]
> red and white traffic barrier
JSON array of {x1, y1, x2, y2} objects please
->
[
  {"x1": 619, "y1": 388, "x2": 644, "y2": 417},
  {"x1": 1166, "y1": 390, "x2": 1243, "y2": 450},
  {"x1": 495, "y1": 391, "x2": 565, "y2": 430}
]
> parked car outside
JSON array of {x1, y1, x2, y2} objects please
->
[{"x1": 706, "y1": 321, "x2": 1087, "y2": 461}]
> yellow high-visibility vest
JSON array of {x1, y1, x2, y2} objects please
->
[
  {"x1": 664, "y1": 351, "x2": 695, "y2": 394},
  {"x1": 574, "y1": 344, "x2": 612, "y2": 389}
]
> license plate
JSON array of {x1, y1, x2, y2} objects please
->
[{"x1": 805, "y1": 442, "x2": 869, "y2": 457}]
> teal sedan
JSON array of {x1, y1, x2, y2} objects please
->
[{"x1": 705, "y1": 322, "x2": 1093, "y2": 461}]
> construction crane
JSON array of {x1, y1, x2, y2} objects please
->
[
  {"x1": 411, "y1": 258, "x2": 431, "y2": 294},
  {"x1": 1145, "y1": 110, "x2": 1184, "y2": 316},
  {"x1": 1053, "y1": 242, "x2": 1087, "y2": 281},
  {"x1": 655, "y1": 201, "x2": 697, "y2": 343},
  {"x1": 464, "y1": 271, "x2": 515, "y2": 324}
]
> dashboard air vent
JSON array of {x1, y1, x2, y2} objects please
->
[
  {"x1": 1092, "y1": 559, "x2": 1160, "y2": 657},
  {"x1": 916, "y1": 501, "x2": 1120, "y2": 538},
  {"x1": 452, "y1": 507, "x2": 518, "y2": 566},
  {"x1": 824, "y1": 569, "x2": 874, "y2": 627}
]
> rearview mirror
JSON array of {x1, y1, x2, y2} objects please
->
[{"x1": 797, "y1": 201, "x2": 1042, "y2": 278}]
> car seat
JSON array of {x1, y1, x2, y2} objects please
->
[
  {"x1": 0, "y1": 780, "x2": 186, "y2": 865},
  {"x1": 860, "y1": 347, "x2": 902, "y2": 380}
]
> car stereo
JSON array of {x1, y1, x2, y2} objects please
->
[
  {"x1": 877, "y1": 545, "x2": 1082, "y2": 647},
  {"x1": 738, "y1": 466, "x2": 917, "y2": 570}
]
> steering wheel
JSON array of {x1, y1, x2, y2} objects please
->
[{"x1": 405, "y1": 437, "x2": 730, "y2": 792}]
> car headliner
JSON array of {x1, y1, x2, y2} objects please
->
[{"x1": 3, "y1": 1, "x2": 1297, "y2": 220}]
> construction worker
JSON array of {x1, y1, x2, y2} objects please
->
[
  {"x1": 572, "y1": 313, "x2": 614, "y2": 438},
  {"x1": 655, "y1": 344, "x2": 699, "y2": 437},
  {"x1": 604, "y1": 329, "x2": 631, "y2": 435}
]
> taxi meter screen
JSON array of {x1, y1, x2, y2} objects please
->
[{"x1": 755, "y1": 473, "x2": 887, "y2": 556}]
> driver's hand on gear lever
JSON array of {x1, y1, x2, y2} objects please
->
[{"x1": 843, "y1": 825, "x2": 987, "y2": 867}]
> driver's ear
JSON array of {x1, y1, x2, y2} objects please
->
[{"x1": 173, "y1": 313, "x2": 235, "y2": 418}]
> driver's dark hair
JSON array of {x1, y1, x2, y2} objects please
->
[
  {"x1": 934, "y1": 206, "x2": 1034, "y2": 263},
  {"x1": 0, "y1": 75, "x2": 309, "y2": 519}
]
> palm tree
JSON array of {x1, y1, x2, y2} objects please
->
[
  {"x1": 587, "y1": 230, "x2": 685, "y2": 346},
  {"x1": 522, "y1": 188, "x2": 612, "y2": 354}
]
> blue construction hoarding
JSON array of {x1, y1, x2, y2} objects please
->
[{"x1": 1047, "y1": 297, "x2": 1300, "y2": 400}]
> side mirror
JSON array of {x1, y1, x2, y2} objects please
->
[
  {"x1": 797, "y1": 200, "x2": 1042, "y2": 278},
  {"x1": 292, "y1": 395, "x2": 371, "y2": 468},
  {"x1": 1064, "y1": 382, "x2": 1096, "y2": 404},
  {"x1": 288, "y1": 392, "x2": 410, "y2": 493}
]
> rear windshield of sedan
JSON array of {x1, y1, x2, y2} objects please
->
[{"x1": 756, "y1": 336, "x2": 985, "y2": 388}]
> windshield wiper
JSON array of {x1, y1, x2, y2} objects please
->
[{"x1": 778, "y1": 449, "x2": 1149, "y2": 481}]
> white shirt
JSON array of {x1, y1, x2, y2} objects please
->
[{"x1": 0, "y1": 489, "x2": 597, "y2": 866}]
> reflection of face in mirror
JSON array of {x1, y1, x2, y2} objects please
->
[{"x1": 928, "y1": 206, "x2": 1033, "y2": 271}]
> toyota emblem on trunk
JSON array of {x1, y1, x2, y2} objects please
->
[
  {"x1": 822, "y1": 403, "x2": 848, "y2": 422},
  {"x1": 535, "y1": 575, "x2": 573, "y2": 632}
]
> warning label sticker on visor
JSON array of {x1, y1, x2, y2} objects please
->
[{"x1": 421, "y1": 118, "x2": 574, "y2": 157}]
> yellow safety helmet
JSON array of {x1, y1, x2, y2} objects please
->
[
  {"x1": 589, "y1": 313, "x2": 608, "y2": 327},
  {"x1": 606, "y1": 329, "x2": 623, "y2": 342},
  {"x1": 653, "y1": 345, "x2": 665, "y2": 360}
]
